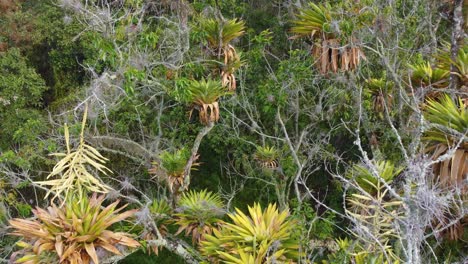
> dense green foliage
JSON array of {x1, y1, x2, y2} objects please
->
[{"x1": 0, "y1": 0, "x2": 466, "y2": 263}]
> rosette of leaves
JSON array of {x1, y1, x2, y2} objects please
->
[
  {"x1": 202, "y1": 18, "x2": 245, "y2": 54},
  {"x1": 201, "y1": 203, "x2": 301, "y2": 263},
  {"x1": 323, "y1": 237, "x2": 400, "y2": 264},
  {"x1": 423, "y1": 94, "x2": 467, "y2": 188},
  {"x1": 346, "y1": 160, "x2": 402, "y2": 196},
  {"x1": 365, "y1": 78, "x2": 393, "y2": 115},
  {"x1": 187, "y1": 79, "x2": 231, "y2": 125},
  {"x1": 150, "y1": 148, "x2": 191, "y2": 192},
  {"x1": 9, "y1": 193, "x2": 139, "y2": 264},
  {"x1": 409, "y1": 61, "x2": 449, "y2": 89},
  {"x1": 174, "y1": 190, "x2": 224, "y2": 244},
  {"x1": 436, "y1": 43, "x2": 468, "y2": 85},
  {"x1": 142, "y1": 199, "x2": 172, "y2": 255},
  {"x1": 35, "y1": 108, "x2": 112, "y2": 202},
  {"x1": 201, "y1": 18, "x2": 245, "y2": 91},
  {"x1": 291, "y1": 3, "x2": 365, "y2": 73},
  {"x1": 290, "y1": 3, "x2": 331, "y2": 40},
  {"x1": 149, "y1": 199, "x2": 172, "y2": 233},
  {"x1": 253, "y1": 145, "x2": 280, "y2": 170},
  {"x1": 452, "y1": 46, "x2": 467, "y2": 85},
  {"x1": 423, "y1": 95, "x2": 467, "y2": 240}
]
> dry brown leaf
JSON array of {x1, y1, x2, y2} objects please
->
[
  {"x1": 341, "y1": 48, "x2": 350, "y2": 71},
  {"x1": 321, "y1": 39, "x2": 329, "y2": 74}
]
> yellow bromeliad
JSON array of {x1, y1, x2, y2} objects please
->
[
  {"x1": 9, "y1": 193, "x2": 139, "y2": 264},
  {"x1": 201, "y1": 203, "x2": 300, "y2": 263}
]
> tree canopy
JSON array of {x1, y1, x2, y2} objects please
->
[{"x1": 0, "y1": 0, "x2": 466, "y2": 263}]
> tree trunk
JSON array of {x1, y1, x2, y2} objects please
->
[{"x1": 449, "y1": 0, "x2": 465, "y2": 91}]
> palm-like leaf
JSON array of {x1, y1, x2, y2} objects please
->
[
  {"x1": 202, "y1": 18, "x2": 245, "y2": 49},
  {"x1": 423, "y1": 95, "x2": 467, "y2": 240},
  {"x1": 150, "y1": 199, "x2": 172, "y2": 219},
  {"x1": 290, "y1": 3, "x2": 331, "y2": 39},
  {"x1": 424, "y1": 94, "x2": 467, "y2": 190},
  {"x1": 188, "y1": 79, "x2": 228, "y2": 105},
  {"x1": 453, "y1": 46, "x2": 468, "y2": 82},
  {"x1": 160, "y1": 149, "x2": 190, "y2": 178},
  {"x1": 35, "y1": 109, "x2": 112, "y2": 203},
  {"x1": 347, "y1": 160, "x2": 402, "y2": 196},
  {"x1": 201, "y1": 203, "x2": 300, "y2": 263},
  {"x1": 436, "y1": 43, "x2": 468, "y2": 83},
  {"x1": 174, "y1": 190, "x2": 224, "y2": 244},
  {"x1": 346, "y1": 161, "x2": 403, "y2": 263},
  {"x1": 424, "y1": 94, "x2": 468, "y2": 145},
  {"x1": 188, "y1": 79, "x2": 231, "y2": 125},
  {"x1": 143, "y1": 199, "x2": 172, "y2": 255},
  {"x1": 291, "y1": 4, "x2": 365, "y2": 73},
  {"x1": 409, "y1": 61, "x2": 449, "y2": 88},
  {"x1": 365, "y1": 78, "x2": 394, "y2": 114},
  {"x1": 9, "y1": 194, "x2": 139, "y2": 264},
  {"x1": 201, "y1": 18, "x2": 244, "y2": 92},
  {"x1": 149, "y1": 148, "x2": 194, "y2": 191},
  {"x1": 254, "y1": 146, "x2": 280, "y2": 169}
]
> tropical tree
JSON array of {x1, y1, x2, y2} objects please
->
[{"x1": 0, "y1": 48, "x2": 48, "y2": 149}]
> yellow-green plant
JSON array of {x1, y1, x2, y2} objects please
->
[
  {"x1": 149, "y1": 148, "x2": 191, "y2": 191},
  {"x1": 423, "y1": 94, "x2": 467, "y2": 188},
  {"x1": 322, "y1": 237, "x2": 400, "y2": 264},
  {"x1": 201, "y1": 203, "x2": 300, "y2": 263},
  {"x1": 423, "y1": 62, "x2": 468, "y2": 242},
  {"x1": 187, "y1": 79, "x2": 231, "y2": 125},
  {"x1": 346, "y1": 187, "x2": 402, "y2": 263},
  {"x1": 202, "y1": 18, "x2": 245, "y2": 52},
  {"x1": 353, "y1": 251, "x2": 400, "y2": 264},
  {"x1": 201, "y1": 18, "x2": 245, "y2": 91},
  {"x1": 253, "y1": 145, "x2": 280, "y2": 169},
  {"x1": 149, "y1": 199, "x2": 172, "y2": 231},
  {"x1": 174, "y1": 190, "x2": 224, "y2": 244},
  {"x1": 9, "y1": 193, "x2": 139, "y2": 264},
  {"x1": 290, "y1": 3, "x2": 331, "y2": 39},
  {"x1": 365, "y1": 78, "x2": 394, "y2": 114},
  {"x1": 291, "y1": 3, "x2": 365, "y2": 73},
  {"x1": 35, "y1": 109, "x2": 112, "y2": 202},
  {"x1": 347, "y1": 160, "x2": 403, "y2": 196},
  {"x1": 409, "y1": 61, "x2": 449, "y2": 88},
  {"x1": 346, "y1": 161, "x2": 403, "y2": 263},
  {"x1": 436, "y1": 43, "x2": 468, "y2": 84},
  {"x1": 142, "y1": 199, "x2": 173, "y2": 255}
]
